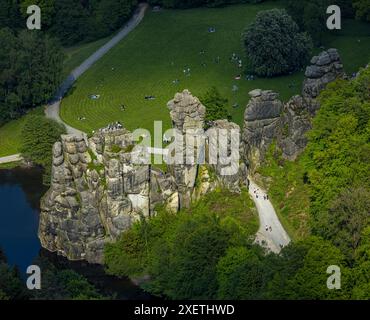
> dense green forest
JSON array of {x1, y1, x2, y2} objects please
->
[
  {"x1": 0, "y1": 28, "x2": 64, "y2": 125},
  {"x1": 0, "y1": 0, "x2": 138, "y2": 125},
  {"x1": 0, "y1": 248, "x2": 104, "y2": 300},
  {"x1": 105, "y1": 66, "x2": 370, "y2": 300},
  {"x1": 0, "y1": 0, "x2": 138, "y2": 45}
]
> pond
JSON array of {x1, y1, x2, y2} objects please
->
[{"x1": 0, "y1": 167, "x2": 46, "y2": 274}]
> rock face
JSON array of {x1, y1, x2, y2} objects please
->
[
  {"x1": 302, "y1": 48, "x2": 344, "y2": 113},
  {"x1": 167, "y1": 89, "x2": 206, "y2": 208},
  {"x1": 277, "y1": 95, "x2": 312, "y2": 160},
  {"x1": 242, "y1": 90, "x2": 283, "y2": 171},
  {"x1": 150, "y1": 169, "x2": 178, "y2": 213},
  {"x1": 242, "y1": 49, "x2": 344, "y2": 168},
  {"x1": 40, "y1": 90, "x2": 244, "y2": 263},
  {"x1": 207, "y1": 119, "x2": 244, "y2": 193},
  {"x1": 39, "y1": 129, "x2": 152, "y2": 264}
]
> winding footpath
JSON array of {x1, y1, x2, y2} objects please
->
[
  {"x1": 45, "y1": 3, "x2": 149, "y2": 135},
  {"x1": 0, "y1": 154, "x2": 23, "y2": 165},
  {"x1": 0, "y1": 3, "x2": 148, "y2": 165},
  {"x1": 249, "y1": 179, "x2": 291, "y2": 253}
]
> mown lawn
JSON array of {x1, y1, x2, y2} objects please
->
[
  {"x1": 60, "y1": 3, "x2": 370, "y2": 137},
  {"x1": 60, "y1": 2, "x2": 299, "y2": 136},
  {"x1": 1, "y1": 3, "x2": 369, "y2": 158}
]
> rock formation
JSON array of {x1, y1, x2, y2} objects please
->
[
  {"x1": 302, "y1": 48, "x2": 344, "y2": 113},
  {"x1": 40, "y1": 90, "x2": 243, "y2": 263},
  {"x1": 39, "y1": 129, "x2": 154, "y2": 263},
  {"x1": 277, "y1": 95, "x2": 311, "y2": 160},
  {"x1": 167, "y1": 89, "x2": 206, "y2": 208},
  {"x1": 40, "y1": 50, "x2": 344, "y2": 263},
  {"x1": 242, "y1": 49, "x2": 344, "y2": 169},
  {"x1": 242, "y1": 89, "x2": 283, "y2": 171},
  {"x1": 207, "y1": 119, "x2": 245, "y2": 193}
]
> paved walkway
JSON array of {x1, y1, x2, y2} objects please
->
[
  {"x1": 2, "y1": 4, "x2": 148, "y2": 164},
  {"x1": 0, "y1": 154, "x2": 23, "y2": 165},
  {"x1": 45, "y1": 3, "x2": 149, "y2": 135},
  {"x1": 249, "y1": 179, "x2": 291, "y2": 253}
]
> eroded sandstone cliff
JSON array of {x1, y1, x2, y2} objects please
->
[
  {"x1": 40, "y1": 49, "x2": 345, "y2": 263},
  {"x1": 242, "y1": 48, "x2": 344, "y2": 170},
  {"x1": 40, "y1": 90, "x2": 243, "y2": 263}
]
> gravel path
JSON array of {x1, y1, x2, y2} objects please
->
[
  {"x1": 0, "y1": 154, "x2": 23, "y2": 165},
  {"x1": 45, "y1": 3, "x2": 149, "y2": 134},
  {"x1": 249, "y1": 179, "x2": 291, "y2": 253}
]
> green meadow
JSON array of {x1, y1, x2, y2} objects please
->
[
  {"x1": 60, "y1": 3, "x2": 370, "y2": 136},
  {"x1": 1, "y1": 2, "x2": 369, "y2": 157}
]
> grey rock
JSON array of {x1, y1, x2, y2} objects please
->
[
  {"x1": 242, "y1": 49, "x2": 344, "y2": 169},
  {"x1": 167, "y1": 90, "x2": 206, "y2": 208},
  {"x1": 53, "y1": 142, "x2": 63, "y2": 158},
  {"x1": 242, "y1": 90, "x2": 283, "y2": 170},
  {"x1": 303, "y1": 49, "x2": 344, "y2": 105},
  {"x1": 249, "y1": 89, "x2": 262, "y2": 98},
  {"x1": 316, "y1": 51, "x2": 331, "y2": 66}
]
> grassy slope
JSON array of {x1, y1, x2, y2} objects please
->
[
  {"x1": 321, "y1": 19, "x2": 370, "y2": 74},
  {"x1": 189, "y1": 187, "x2": 259, "y2": 236},
  {"x1": 256, "y1": 152, "x2": 311, "y2": 242},
  {"x1": 62, "y1": 35, "x2": 114, "y2": 78},
  {"x1": 60, "y1": 2, "x2": 304, "y2": 135},
  {"x1": 60, "y1": 3, "x2": 370, "y2": 136},
  {"x1": 0, "y1": 36, "x2": 114, "y2": 157},
  {"x1": 1, "y1": 4, "x2": 369, "y2": 158}
]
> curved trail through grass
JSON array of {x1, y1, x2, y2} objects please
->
[
  {"x1": 45, "y1": 3, "x2": 149, "y2": 135},
  {"x1": 249, "y1": 179, "x2": 291, "y2": 253},
  {"x1": 0, "y1": 154, "x2": 23, "y2": 165}
]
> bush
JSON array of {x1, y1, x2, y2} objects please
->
[
  {"x1": 243, "y1": 9, "x2": 313, "y2": 77},
  {"x1": 30, "y1": 256, "x2": 105, "y2": 300},
  {"x1": 217, "y1": 246, "x2": 268, "y2": 299},
  {"x1": 353, "y1": 0, "x2": 370, "y2": 22},
  {"x1": 104, "y1": 188, "x2": 258, "y2": 299},
  {"x1": 0, "y1": 263, "x2": 29, "y2": 300},
  {"x1": 200, "y1": 87, "x2": 231, "y2": 126},
  {"x1": 20, "y1": 115, "x2": 66, "y2": 185}
]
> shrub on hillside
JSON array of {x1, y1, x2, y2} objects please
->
[
  {"x1": 353, "y1": 0, "x2": 370, "y2": 22},
  {"x1": 200, "y1": 87, "x2": 231, "y2": 126},
  {"x1": 303, "y1": 66, "x2": 370, "y2": 257},
  {"x1": 20, "y1": 115, "x2": 66, "y2": 185},
  {"x1": 243, "y1": 9, "x2": 313, "y2": 77}
]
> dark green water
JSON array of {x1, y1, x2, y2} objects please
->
[{"x1": 0, "y1": 167, "x2": 153, "y2": 299}]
